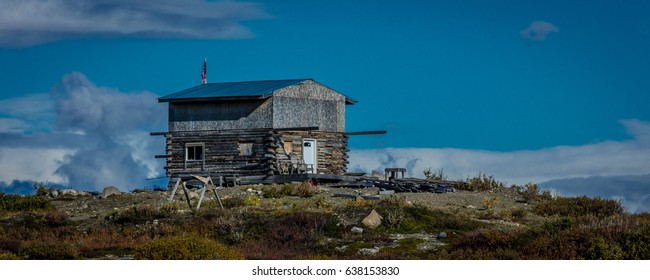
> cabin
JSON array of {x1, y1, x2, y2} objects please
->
[{"x1": 154, "y1": 79, "x2": 359, "y2": 183}]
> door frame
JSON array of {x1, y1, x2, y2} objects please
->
[{"x1": 302, "y1": 138, "x2": 317, "y2": 174}]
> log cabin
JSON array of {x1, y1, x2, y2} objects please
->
[{"x1": 154, "y1": 79, "x2": 358, "y2": 183}]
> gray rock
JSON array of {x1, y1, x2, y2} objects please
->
[
  {"x1": 438, "y1": 232, "x2": 448, "y2": 239},
  {"x1": 351, "y1": 226, "x2": 364, "y2": 234},
  {"x1": 59, "y1": 189, "x2": 78, "y2": 197},
  {"x1": 49, "y1": 190, "x2": 59, "y2": 198},
  {"x1": 362, "y1": 209, "x2": 383, "y2": 229},
  {"x1": 101, "y1": 186, "x2": 121, "y2": 199}
]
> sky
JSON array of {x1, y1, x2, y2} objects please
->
[{"x1": 1, "y1": 0, "x2": 649, "y2": 211}]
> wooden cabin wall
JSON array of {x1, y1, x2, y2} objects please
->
[
  {"x1": 274, "y1": 131, "x2": 349, "y2": 175},
  {"x1": 164, "y1": 129, "x2": 350, "y2": 179},
  {"x1": 168, "y1": 99, "x2": 273, "y2": 131},
  {"x1": 164, "y1": 129, "x2": 275, "y2": 178}
]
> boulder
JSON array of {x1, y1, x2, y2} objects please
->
[
  {"x1": 101, "y1": 186, "x2": 121, "y2": 199},
  {"x1": 438, "y1": 232, "x2": 448, "y2": 239},
  {"x1": 362, "y1": 209, "x2": 383, "y2": 229},
  {"x1": 351, "y1": 226, "x2": 364, "y2": 234},
  {"x1": 59, "y1": 189, "x2": 78, "y2": 197},
  {"x1": 49, "y1": 190, "x2": 59, "y2": 198}
]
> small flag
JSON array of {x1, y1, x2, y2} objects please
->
[{"x1": 201, "y1": 58, "x2": 207, "y2": 85}]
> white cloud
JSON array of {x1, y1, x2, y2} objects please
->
[
  {"x1": 0, "y1": 72, "x2": 166, "y2": 191},
  {"x1": 0, "y1": 147, "x2": 74, "y2": 183},
  {"x1": 349, "y1": 119, "x2": 650, "y2": 186},
  {"x1": 520, "y1": 21, "x2": 559, "y2": 41},
  {"x1": 0, "y1": 0, "x2": 269, "y2": 47}
]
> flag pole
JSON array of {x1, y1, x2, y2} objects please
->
[{"x1": 201, "y1": 57, "x2": 207, "y2": 85}]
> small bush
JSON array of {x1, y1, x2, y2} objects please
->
[
  {"x1": 215, "y1": 212, "x2": 245, "y2": 244},
  {"x1": 107, "y1": 205, "x2": 167, "y2": 224},
  {"x1": 263, "y1": 186, "x2": 283, "y2": 199},
  {"x1": 0, "y1": 193, "x2": 52, "y2": 212},
  {"x1": 160, "y1": 203, "x2": 179, "y2": 217},
  {"x1": 423, "y1": 168, "x2": 447, "y2": 181},
  {"x1": 21, "y1": 243, "x2": 78, "y2": 260},
  {"x1": 44, "y1": 210, "x2": 69, "y2": 227},
  {"x1": 458, "y1": 173, "x2": 505, "y2": 192},
  {"x1": 221, "y1": 196, "x2": 246, "y2": 208},
  {"x1": 294, "y1": 184, "x2": 316, "y2": 198},
  {"x1": 244, "y1": 195, "x2": 260, "y2": 206},
  {"x1": 0, "y1": 252, "x2": 20, "y2": 260},
  {"x1": 482, "y1": 196, "x2": 500, "y2": 215},
  {"x1": 134, "y1": 235, "x2": 243, "y2": 260},
  {"x1": 280, "y1": 184, "x2": 295, "y2": 196},
  {"x1": 0, "y1": 240, "x2": 22, "y2": 254},
  {"x1": 533, "y1": 196, "x2": 624, "y2": 218}
]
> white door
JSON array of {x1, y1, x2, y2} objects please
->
[{"x1": 302, "y1": 139, "x2": 317, "y2": 174}]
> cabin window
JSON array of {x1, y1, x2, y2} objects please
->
[
  {"x1": 185, "y1": 143, "x2": 204, "y2": 161},
  {"x1": 239, "y1": 142, "x2": 253, "y2": 156}
]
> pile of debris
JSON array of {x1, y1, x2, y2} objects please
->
[{"x1": 336, "y1": 177, "x2": 457, "y2": 193}]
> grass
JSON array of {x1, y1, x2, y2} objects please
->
[{"x1": 1, "y1": 178, "x2": 649, "y2": 260}]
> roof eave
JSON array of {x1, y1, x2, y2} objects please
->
[{"x1": 159, "y1": 95, "x2": 271, "y2": 103}]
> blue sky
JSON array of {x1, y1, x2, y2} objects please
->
[{"x1": 1, "y1": 1, "x2": 650, "y2": 211}]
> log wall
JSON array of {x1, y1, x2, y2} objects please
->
[{"x1": 164, "y1": 128, "x2": 349, "y2": 180}]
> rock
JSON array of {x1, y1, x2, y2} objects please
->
[
  {"x1": 362, "y1": 209, "x2": 383, "y2": 229},
  {"x1": 371, "y1": 170, "x2": 384, "y2": 179},
  {"x1": 351, "y1": 226, "x2": 364, "y2": 234},
  {"x1": 358, "y1": 247, "x2": 380, "y2": 255},
  {"x1": 378, "y1": 190, "x2": 395, "y2": 195},
  {"x1": 189, "y1": 191, "x2": 199, "y2": 200},
  {"x1": 59, "y1": 189, "x2": 78, "y2": 197},
  {"x1": 101, "y1": 186, "x2": 121, "y2": 199},
  {"x1": 438, "y1": 232, "x2": 448, "y2": 239},
  {"x1": 49, "y1": 190, "x2": 59, "y2": 198}
]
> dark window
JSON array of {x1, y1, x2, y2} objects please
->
[{"x1": 186, "y1": 144, "x2": 204, "y2": 161}]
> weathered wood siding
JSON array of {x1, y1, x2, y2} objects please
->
[
  {"x1": 167, "y1": 80, "x2": 346, "y2": 132},
  {"x1": 168, "y1": 99, "x2": 272, "y2": 131},
  {"x1": 274, "y1": 131, "x2": 349, "y2": 175},
  {"x1": 164, "y1": 129, "x2": 274, "y2": 178},
  {"x1": 164, "y1": 129, "x2": 349, "y2": 179}
]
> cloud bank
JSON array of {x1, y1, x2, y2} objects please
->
[
  {"x1": 0, "y1": 0, "x2": 269, "y2": 47},
  {"x1": 520, "y1": 21, "x2": 559, "y2": 41},
  {"x1": 350, "y1": 119, "x2": 650, "y2": 185},
  {"x1": 349, "y1": 119, "x2": 650, "y2": 212},
  {"x1": 0, "y1": 72, "x2": 166, "y2": 191}
]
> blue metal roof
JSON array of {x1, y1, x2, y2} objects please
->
[{"x1": 159, "y1": 79, "x2": 356, "y2": 104}]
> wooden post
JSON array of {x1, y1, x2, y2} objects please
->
[
  {"x1": 181, "y1": 182, "x2": 192, "y2": 208},
  {"x1": 168, "y1": 178, "x2": 181, "y2": 202}
]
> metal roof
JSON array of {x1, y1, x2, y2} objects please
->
[{"x1": 159, "y1": 79, "x2": 356, "y2": 104}]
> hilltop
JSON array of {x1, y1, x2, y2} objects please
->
[{"x1": 1, "y1": 175, "x2": 649, "y2": 260}]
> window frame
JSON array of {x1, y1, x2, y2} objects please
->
[{"x1": 184, "y1": 142, "x2": 205, "y2": 170}]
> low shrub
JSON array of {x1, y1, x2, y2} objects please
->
[
  {"x1": 244, "y1": 195, "x2": 260, "y2": 206},
  {"x1": 533, "y1": 196, "x2": 624, "y2": 218},
  {"x1": 107, "y1": 205, "x2": 169, "y2": 224},
  {"x1": 294, "y1": 184, "x2": 316, "y2": 198},
  {"x1": 221, "y1": 196, "x2": 246, "y2": 208},
  {"x1": 458, "y1": 173, "x2": 506, "y2": 192},
  {"x1": 21, "y1": 243, "x2": 78, "y2": 260},
  {"x1": 134, "y1": 235, "x2": 243, "y2": 260},
  {"x1": 263, "y1": 186, "x2": 283, "y2": 199},
  {"x1": 280, "y1": 184, "x2": 295, "y2": 196},
  {"x1": 0, "y1": 193, "x2": 52, "y2": 212},
  {"x1": 0, "y1": 252, "x2": 20, "y2": 260}
]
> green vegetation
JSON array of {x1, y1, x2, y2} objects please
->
[
  {"x1": 1, "y1": 178, "x2": 648, "y2": 260},
  {"x1": 0, "y1": 193, "x2": 51, "y2": 212},
  {"x1": 135, "y1": 235, "x2": 243, "y2": 260}
]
